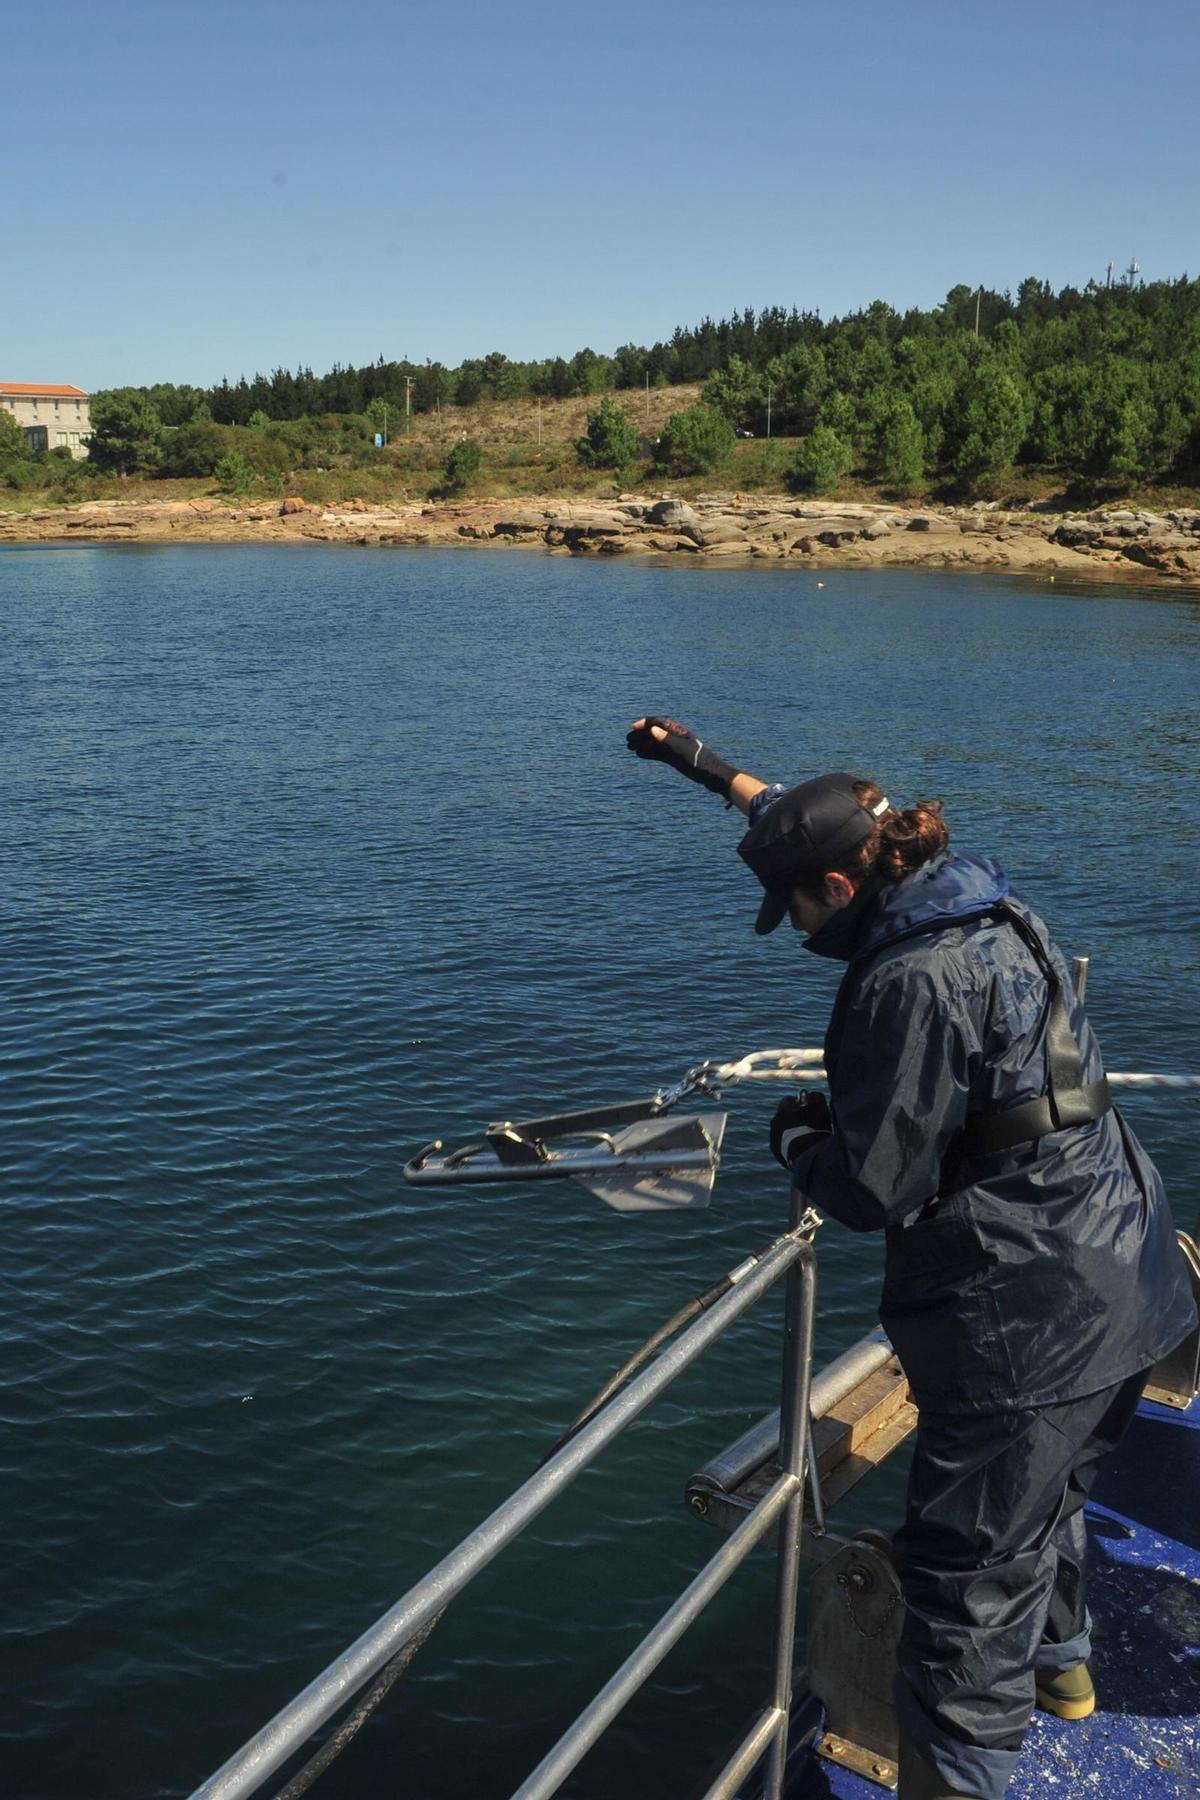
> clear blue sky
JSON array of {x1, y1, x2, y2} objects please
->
[{"x1": 6, "y1": 0, "x2": 1197, "y2": 391}]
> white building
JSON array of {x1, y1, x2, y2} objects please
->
[{"x1": 0, "y1": 383, "x2": 92, "y2": 458}]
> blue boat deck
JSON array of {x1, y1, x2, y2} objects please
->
[{"x1": 790, "y1": 1392, "x2": 1200, "y2": 1798}]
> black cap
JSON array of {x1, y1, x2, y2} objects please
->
[{"x1": 737, "y1": 773, "x2": 886, "y2": 935}]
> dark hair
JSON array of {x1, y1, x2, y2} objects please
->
[{"x1": 794, "y1": 779, "x2": 949, "y2": 892}]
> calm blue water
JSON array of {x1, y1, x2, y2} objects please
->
[{"x1": 2, "y1": 544, "x2": 1197, "y2": 1800}]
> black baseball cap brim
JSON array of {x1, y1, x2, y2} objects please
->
[
  {"x1": 752, "y1": 886, "x2": 792, "y2": 937},
  {"x1": 738, "y1": 773, "x2": 885, "y2": 935}
]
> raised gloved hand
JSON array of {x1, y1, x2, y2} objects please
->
[
  {"x1": 769, "y1": 1090, "x2": 832, "y2": 1171},
  {"x1": 626, "y1": 716, "x2": 738, "y2": 799}
]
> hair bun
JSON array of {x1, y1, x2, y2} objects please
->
[{"x1": 851, "y1": 784, "x2": 949, "y2": 881}]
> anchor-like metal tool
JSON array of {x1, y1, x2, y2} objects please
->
[{"x1": 404, "y1": 1094, "x2": 728, "y2": 1212}]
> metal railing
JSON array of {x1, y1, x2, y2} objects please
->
[{"x1": 191, "y1": 1191, "x2": 820, "y2": 1800}]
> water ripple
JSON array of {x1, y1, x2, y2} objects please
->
[{"x1": 2, "y1": 547, "x2": 1197, "y2": 1799}]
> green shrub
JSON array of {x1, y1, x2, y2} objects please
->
[
  {"x1": 702, "y1": 356, "x2": 765, "y2": 432},
  {"x1": 817, "y1": 391, "x2": 860, "y2": 445},
  {"x1": 870, "y1": 397, "x2": 925, "y2": 495},
  {"x1": 787, "y1": 425, "x2": 855, "y2": 494},
  {"x1": 160, "y1": 421, "x2": 232, "y2": 478},
  {"x1": 443, "y1": 437, "x2": 482, "y2": 491},
  {"x1": 88, "y1": 388, "x2": 163, "y2": 474},
  {"x1": 214, "y1": 451, "x2": 256, "y2": 495},
  {"x1": 951, "y1": 366, "x2": 1031, "y2": 489},
  {"x1": 576, "y1": 396, "x2": 639, "y2": 471},
  {"x1": 653, "y1": 404, "x2": 735, "y2": 475},
  {"x1": 0, "y1": 407, "x2": 29, "y2": 463}
]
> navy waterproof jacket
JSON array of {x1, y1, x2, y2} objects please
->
[{"x1": 788, "y1": 851, "x2": 1196, "y2": 1414}]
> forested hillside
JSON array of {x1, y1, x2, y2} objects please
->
[{"x1": 8, "y1": 276, "x2": 1200, "y2": 500}]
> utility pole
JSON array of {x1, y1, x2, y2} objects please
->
[
  {"x1": 537, "y1": 395, "x2": 542, "y2": 448},
  {"x1": 1106, "y1": 261, "x2": 1114, "y2": 289},
  {"x1": 974, "y1": 286, "x2": 982, "y2": 336},
  {"x1": 405, "y1": 376, "x2": 413, "y2": 420},
  {"x1": 382, "y1": 403, "x2": 387, "y2": 447},
  {"x1": 766, "y1": 382, "x2": 772, "y2": 440},
  {"x1": 644, "y1": 369, "x2": 650, "y2": 426}
]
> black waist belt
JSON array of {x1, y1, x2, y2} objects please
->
[
  {"x1": 948, "y1": 902, "x2": 1112, "y2": 1158},
  {"x1": 956, "y1": 1076, "x2": 1111, "y2": 1156}
]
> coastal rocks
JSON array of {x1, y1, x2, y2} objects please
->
[
  {"x1": 1052, "y1": 522, "x2": 1106, "y2": 548},
  {"x1": 561, "y1": 507, "x2": 636, "y2": 535},
  {"x1": 1091, "y1": 508, "x2": 1168, "y2": 531},
  {"x1": 491, "y1": 508, "x2": 553, "y2": 539},
  {"x1": 644, "y1": 534, "x2": 699, "y2": 553},
  {"x1": 553, "y1": 507, "x2": 638, "y2": 553},
  {"x1": 788, "y1": 502, "x2": 878, "y2": 519},
  {"x1": 695, "y1": 538, "x2": 753, "y2": 557},
  {"x1": 1043, "y1": 509, "x2": 1200, "y2": 577},
  {"x1": 4, "y1": 491, "x2": 1199, "y2": 582},
  {"x1": 1113, "y1": 534, "x2": 1200, "y2": 574},
  {"x1": 646, "y1": 499, "x2": 697, "y2": 528},
  {"x1": 682, "y1": 517, "x2": 750, "y2": 548}
]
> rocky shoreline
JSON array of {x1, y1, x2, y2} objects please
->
[{"x1": 4, "y1": 492, "x2": 1200, "y2": 584}]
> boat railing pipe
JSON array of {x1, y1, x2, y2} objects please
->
[
  {"x1": 762, "y1": 1198, "x2": 818, "y2": 1800},
  {"x1": 687, "y1": 1325, "x2": 893, "y2": 1504},
  {"x1": 190, "y1": 1217, "x2": 818, "y2": 1800}
]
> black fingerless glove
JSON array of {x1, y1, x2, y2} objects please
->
[
  {"x1": 626, "y1": 716, "x2": 738, "y2": 799},
  {"x1": 769, "y1": 1091, "x2": 832, "y2": 1171}
]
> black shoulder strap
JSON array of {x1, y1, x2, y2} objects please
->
[
  {"x1": 826, "y1": 900, "x2": 1110, "y2": 1156},
  {"x1": 953, "y1": 902, "x2": 1110, "y2": 1156}
]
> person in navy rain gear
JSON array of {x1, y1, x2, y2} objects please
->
[{"x1": 626, "y1": 716, "x2": 1197, "y2": 1800}]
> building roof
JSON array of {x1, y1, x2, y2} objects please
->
[{"x1": 0, "y1": 383, "x2": 90, "y2": 398}]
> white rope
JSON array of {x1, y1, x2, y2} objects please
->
[
  {"x1": 698, "y1": 1049, "x2": 1200, "y2": 1092},
  {"x1": 708, "y1": 1048, "x2": 826, "y2": 1084},
  {"x1": 1109, "y1": 1072, "x2": 1200, "y2": 1091}
]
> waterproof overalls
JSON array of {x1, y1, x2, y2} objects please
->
[{"x1": 787, "y1": 851, "x2": 1197, "y2": 1799}]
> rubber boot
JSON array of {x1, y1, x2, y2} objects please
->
[
  {"x1": 898, "y1": 1734, "x2": 983, "y2": 1798},
  {"x1": 1035, "y1": 1660, "x2": 1096, "y2": 1720}
]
